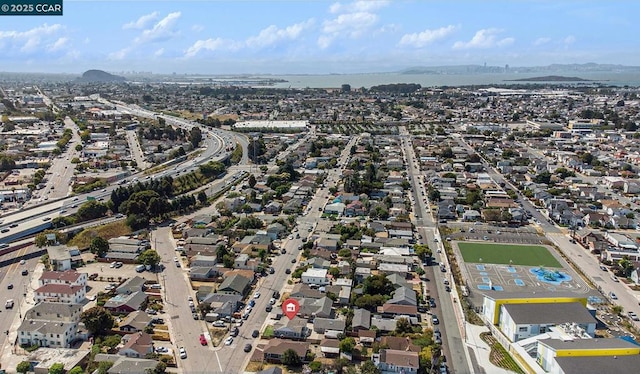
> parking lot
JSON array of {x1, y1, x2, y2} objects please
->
[
  {"x1": 80, "y1": 259, "x2": 160, "y2": 298},
  {"x1": 444, "y1": 223, "x2": 548, "y2": 245}
]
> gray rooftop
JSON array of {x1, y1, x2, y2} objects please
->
[
  {"x1": 539, "y1": 337, "x2": 640, "y2": 351},
  {"x1": 503, "y1": 302, "x2": 596, "y2": 325},
  {"x1": 554, "y1": 353, "x2": 640, "y2": 374}
]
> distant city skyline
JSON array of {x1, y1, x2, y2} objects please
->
[{"x1": 1, "y1": 0, "x2": 638, "y2": 75}]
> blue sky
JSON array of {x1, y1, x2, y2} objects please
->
[{"x1": 1, "y1": 0, "x2": 638, "y2": 74}]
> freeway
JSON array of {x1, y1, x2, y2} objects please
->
[{"x1": 0, "y1": 101, "x2": 239, "y2": 245}]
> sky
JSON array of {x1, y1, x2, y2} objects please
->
[{"x1": 0, "y1": 0, "x2": 639, "y2": 75}]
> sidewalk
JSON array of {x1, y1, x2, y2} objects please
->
[{"x1": 464, "y1": 323, "x2": 514, "y2": 374}]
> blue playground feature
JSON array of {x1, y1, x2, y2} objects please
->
[
  {"x1": 476, "y1": 264, "x2": 486, "y2": 271},
  {"x1": 479, "y1": 272, "x2": 488, "y2": 276},
  {"x1": 482, "y1": 277, "x2": 491, "y2": 284},
  {"x1": 493, "y1": 286, "x2": 504, "y2": 291},
  {"x1": 507, "y1": 267, "x2": 517, "y2": 273},
  {"x1": 530, "y1": 266, "x2": 572, "y2": 286},
  {"x1": 477, "y1": 284, "x2": 491, "y2": 290},
  {"x1": 514, "y1": 279, "x2": 525, "y2": 286}
]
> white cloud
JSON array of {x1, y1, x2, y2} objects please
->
[
  {"x1": 329, "y1": 0, "x2": 389, "y2": 14},
  {"x1": 319, "y1": 0, "x2": 388, "y2": 48},
  {"x1": 534, "y1": 37, "x2": 551, "y2": 46},
  {"x1": 563, "y1": 35, "x2": 576, "y2": 45},
  {"x1": 154, "y1": 48, "x2": 164, "y2": 57},
  {"x1": 191, "y1": 24, "x2": 204, "y2": 32},
  {"x1": 453, "y1": 28, "x2": 514, "y2": 49},
  {"x1": 123, "y1": 12, "x2": 159, "y2": 30},
  {"x1": 47, "y1": 37, "x2": 68, "y2": 52},
  {"x1": 0, "y1": 23, "x2": 64, "y2": 54},
  {"x1": 108, "y1": 47, "x2": 131, "y2": 60},
  {"x1": 246, "y1": 20, "x2": 313, "y2": 48},
  {"x1": 399, "y1": 25, "x2": 457, "y2": 48},
  {"x1": 184, "y1": 37, "x2": 228, "y2": 58},
  {"x1": 135, "y1": 11, "x2": 181, "y2": 44}
]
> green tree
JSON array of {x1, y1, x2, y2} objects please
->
[
  {"x1": 414, "y1": 244, "x2": 432, "y2": 262},
  {"x1": 281, "y1": 348, "x2": 302, "y2": 367},
  {"x1": 97, "y1": 361, "x2": 114, "y2": 374},
  {"x1": 68, "y1": 367, "x2": 84, "y2": 374},
  {"x1": 16, "y1": 361, "x2": 31, "y2": 374},
  {"x1": 197, "y1": 191, "x2": 208, "y2": 205},
  {"x1": 339, "y1": 337, "x2": 356, "y2": 353},
  {"x1": 49, "y1": 362, "x2": 65, "y2": 374},
  {"x1": 80, "y1": 306, "x2": 115, "y2": 335},
  {"x1": 618, "y1": 256, "x2": 635, "y2": 278},
  {"x1": 395, "y1": 317, "x2": 412, "y2": 334},
  {"x1": 77, "y1": 201, "x2": 108, "y2": 221},
  {"x1": 89, "y1": 236, "x2": 109, "y2": 257},
  {"x1": 359, "y1": 360, "x2": 381, "y2": 374},
  {"x1": 363, "y1": 274, "x2": 394, "y2": 296},
  {"x1": 138, "y1": 249, "x2": 161, "y2": 268},
  {"x1": 309, "y1": 361, "x2": 322, "y2": 372},
  {"x1": 248, "y1": 174, "x2": 257, "y2": 188},
  {"x1": 190, "y1": 127, "x2": 203, "y2": 148}
]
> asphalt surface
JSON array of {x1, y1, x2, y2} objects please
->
[{"x1": 400, "y1": 127, "x2": 471, "y2": 374}]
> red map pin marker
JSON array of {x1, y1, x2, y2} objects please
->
[{"x1": 282, "y1": 298, "x2": 300, "y2": 320}]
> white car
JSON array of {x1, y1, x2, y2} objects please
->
[
  {"x1": 253, "y1": 292, "x2": 261, "y2": 299},
  {"x1": 224, "y1": 337, "x2": 233, "y2": 346},
  {"x1": 179, "y1": 347, "x2": 187, "y2": 359}
]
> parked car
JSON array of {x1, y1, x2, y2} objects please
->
[
  {"x1": 179, "y1": 347, "x2": 187, "y2": 359},
  {"x1": 155, "y1": 346, "x2": 168, "y2": 353},
  {"x1": 432, "y1": 315, "x2": 440, "y2": 325},
  {"x1": 252, "y1": 329, "x2": 259, "y2": 338},
  {"x1": 224, "y1": 337, "x2": 233, "y2": 346},
  {"x1": 200, "y1": 334, "x2": 207, "y2": 346},
  {"x1": 244, "y1": 343, "x2": 252, "y2": 352}
]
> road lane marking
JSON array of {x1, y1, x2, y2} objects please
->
[{"x1": 215, "y1": 350, "x2": 223, "y2": 372}]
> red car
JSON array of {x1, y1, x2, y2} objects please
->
[{"x1": 199, "y1": 334, "x2": 207, "y2": 346}]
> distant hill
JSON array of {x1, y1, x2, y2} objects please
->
[
  {"x1": 76, "y1": 69, "x2": 126, "y2": 83},
  {"x1": 506, "y1": 75, "x2": 592, "y2": 82},
  {"x1": 399, "y1": 63, "x2": 640, "y2": 75}
]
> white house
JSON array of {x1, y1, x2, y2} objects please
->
[
  {"x1": 301, "y1": 268, "x2": 330, "y2": 286},
  {"x1": 34, "y1": 284, "x2": 86, "y2": 304},
  {"x1": 18, "y1": 302, "x2": 83, "y2": 348},
  {"x1": 39, "y1": 270, "x2": 87, "y2": 288}
]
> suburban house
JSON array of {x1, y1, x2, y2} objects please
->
[
  {"x1": 104, "y1": 291, "x2": 148, "y2": 314},
  {"x1": 17, "y1": 302, "x2": 84, "y2": 348},
  {"x1": 34, "y1": 284, "x2": 86, "y2": 304},
  {"x1": 119, "y1": 311, "x2": 153, "y2": 333},
  {"x1": 301, "y1": 268, "x2": 330, "y2": 286},
  {"x1": 118, "y1": 332, "x2": 154, "y2": 358},
  {"x1": 262, "y1": 340, "x2": 310, "y2": 364},
  {"x1": 372, "y1": 349, "x2": 420, "y2": 374},
  {"x1": 117, "y1": 276, "x2": 146, "y2": 295},
  {"x1": 217, "y1": 274, "x2": 251, "y2": 296},
  {"x1": 274, "y1": 317, "x2": 310, "y2": 340}
]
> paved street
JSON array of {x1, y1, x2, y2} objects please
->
[{"x1": 400, "y1": 127, "x2": 471, "y2": 374}]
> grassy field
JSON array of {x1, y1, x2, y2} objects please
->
[
  {"x1": 67, "y1": 221, "x2": 132, "y2": 249},
  {"x1": 458, "y1": 242, "x2": 561, "y2": 268}
]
